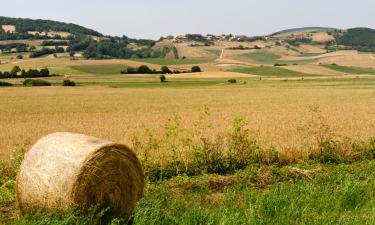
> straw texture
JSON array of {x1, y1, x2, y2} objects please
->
[{"x1": 16, "y1": 132, "x2": 144, "y2": 217}]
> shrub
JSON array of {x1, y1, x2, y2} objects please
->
[
  {"x1": 62, "y1": 79, "x2": 76, "y2": 86},
  {"x1": 0, "y1": 81, "x2": 13, "y2": 86},
  {"x1": 161, "y1": 66, "x2": 172, "y2": 74},
  {"x1": 23, "y1": 79, "x2": 51, "y2": 87},
  {"x1": 228, "y1": 79, "x2": 237, "y2": 83},
  {"x1": 137, "y1": 65, "x2": 153, "y2": 74},
  {"x1": 191, "y1": 66, "x2": 202, "y2": 73},
  {"x1": 274, "y1": 63, "x2": 287, "y2": 66},
  {"x1": 17, "y1": 54, "x2": 23, "y2": 59},
  {"x1": 160, "y1": 75, "x2": 167, "y2": 83}
]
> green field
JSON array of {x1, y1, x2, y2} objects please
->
[
  {"x1": 130, "y1": 58, "x2": 212, "y2": 65},
  {"x1": 229, "y1": 66, "x2": 316, "y2": 77},
  {"x1": 238, "y1": 51, "x2": 316, "y2": 65},
  {"x1": 70, "y1": 65, "x2": 127, "y2": 74},
  {"x1": 206, "y1": 49, "x2": 222, "y2": 56},
  {"x1": 322, "y1": 64, "x2": 375, "y2": 75}
]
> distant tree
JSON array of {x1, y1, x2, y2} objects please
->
[
  {"x1": 160, "y1": 74, "x2": 167, "y2": 83},
  {"x1": 191, "y1": 66, "x2": 202, "y2": 73},
  {"x1": 137, "y1": 65, "x2": 153, "y2": 74},
  {"x1": 40, "y1": 68, "x2": 50, "y2": 77},
  {"x1": 10, "y1": 66, "x2": 21, "y2": 77},
  {"x1": 161, "y1": 66, "x2": 172, "y2": 74},
  {"x1": 63, "y1": 79, "x2": 76, "y2": 86}
]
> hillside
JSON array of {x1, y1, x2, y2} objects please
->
[
  {"x1": 1, "y1": 16, "x2": 375, "y2": 75},
  {"x1": 270, "y1": 27, "x2": 336, "y2": 36},
  {"x1": 336, "y1": 28, "x2": 375, "y2": 52},
  {"x1": 0, "y1": 16, "x2": 102, "y2": 39}
]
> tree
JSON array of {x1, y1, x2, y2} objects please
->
[
  {"x1": 63, "y1": 79, "x2": 76, "y2": 86},
  {"x1": 40, "y1": 68, "x2": 50, "y2": 77},
  {"x1": 10, "y1": 66, "x2": 21, "y2": 77},
  {"x1": 137, "y1": 65, "x2": 152, "y2": 74},
  {"x1": 160, "y1": 74, "x2": 167, "y2": 83},
  {"x1": 191, "y1": 66, "x2": 202, "y2": 73},
  {"x1": 161, "y1": 66, "x2": 172, "y2": 74}
]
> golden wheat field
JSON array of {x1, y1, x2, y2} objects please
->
[{"x1": 1, "y1": 81, "x2": 374, "y2": 160}]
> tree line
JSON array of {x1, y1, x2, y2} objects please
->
[
  {"x1": 120, "y1": 65, "x2": 202, "y2": 74},
  {"x1": 336, "y1": 28, "x2": 375, "y2": 52},
  {"x1": 0, "y1": 66, "x2": 50, "y2": 79},
  {"x1": 30, "y1": 47, "x2": 65, "y2": 58},
  {"x1": 0, "y1": 16, "x2": 102, "y2": 36}
]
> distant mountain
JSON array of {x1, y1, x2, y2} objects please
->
[
  {"x1": 0, "y1": 16, "x2": 102, "y2": 38},
  {"x1": 270, "y1": 27, "x2": 336, "y2": 36}
]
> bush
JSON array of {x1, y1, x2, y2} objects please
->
[
  {"x1": 17, "y1": 54, "x2": 23, "y2": 59},
  {"x1": 137, "y1": 65, "x2": 153, "y2": 74},
  {"x1": 0, "y1": 81, "x2": 13, "y2": 86},
  {"x1": 161, "y1": 66, "x2": 172, "y2": 74},
  {"x1": 160, "y1": 75, "x2": 167, "y2": 83},
  {"x1": 274, "y1": 63, "x2": 287, "y2": 66},
  {"x1": 228, "y1": 79, "x2": 237, "y2": 83},
  {"x1": 62, "y1": 79, "x2": 76, "y2": 86},
  {"x1": 23, "y1": 79, "x2": 51, "y2": 87},
  {"x1": 191, "y1": 66, "x2": 202, "y2": 73}
]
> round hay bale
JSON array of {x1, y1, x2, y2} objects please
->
[{"x1": 16, "y1": 132, "x2": 144, "y2": 217}]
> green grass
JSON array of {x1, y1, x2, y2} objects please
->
[
  {"x1": 229, "y1": 66, "x2": 316, "y2": 77},
  {"x1": 322, "y1": 64, "x2": 375, "y2": 75},
  {"x1": 70, "y1": 65, "x2": 126, "y2": 74},
  {"x1": 238, "y1": 51, "x2": 316, "y2": 65},
  {"x1": 5, "y1": 161, "x2": 375, "y2": 224},
  {"x1": 206, "y1": 49, "x2": 221, "y2": 56},
  {"x1": 130, "y1": 58, "x2": 212, "y2": 65},
  {"x1": 134, "y1": 161, "x2": 375, "y2": 225},
  {"x1": 241, "y1": 51, "x2": 280, "y2": 64}
]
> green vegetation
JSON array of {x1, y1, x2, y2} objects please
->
[
  {"x1": 71, "y1": 65, "x2": 127, "y2": 75},
  {"x1": 0, "y1": 43, "x2": 28, "y2": 53},
  {"x1": 322, "y1": 64, "x2": 375, "y2": 75},
  {"x1": 1, "y1": 109, "x2": 375, "y2": 224},
  {"x1": 41, "y1": 40, "x2": 69, "y2": 46},
  {"x1": 230, "y1": 66, "x2": 314, "y2": 77},
  {"x1": 206, "y1": 49, "x2": 221, "y2": 56},
  {"x1": 241, "y1": 51, "x2": 280, "y2": 64},
  {"x1": 238, "y1": 51, "x2": 315, "y2": 65},
  {"x1": 0, "y1": 81, "x2": 13, "y2": 86},
  {"x1": 30, "y1": 47, "x2": 64, "y2": 58},
  {"x1": 286, "y1": 37, "x2": 312, "y2": 46},
  {"x1": 0, "y1": 16, "x2": 102, "y2": 39},
  {"x1": 191, "y1": 66, "x2": 202, "y2": 73},
  {"x1": 23, "y1": 79, "x2": 51, "y2": 87},
  {"x1": 0, "y1": 66, "x2": 50, "y2": 79},
  {"x1": 160, "y1": 74, "x2": 167, "y2": 83},
  {"x1": 62, "y1": 79, "x2": 76, "y2": 86},
  {"x1": 336, "y1": 28, "x2": 375, "y2": 52}
]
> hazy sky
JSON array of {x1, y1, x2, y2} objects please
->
[{"x1": 2, "y1": 0, "x2": 374, "y2": 39}]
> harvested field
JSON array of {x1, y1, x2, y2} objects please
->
[
  {"x1": 311, "y1": 32, "x2": 334, "y2": 43},
  {"x1": 318, "y1": 54, "x2": 375, "y2": 68},
  {"x1": 284, "y1": 64, "x2": 346, "y2": 75},
  {"x1": 168, "y1": 71, "x2": 255, "y2": 78},
  {"x1": 1, "y1": 81, "x2": 374, "y2": 161}
]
